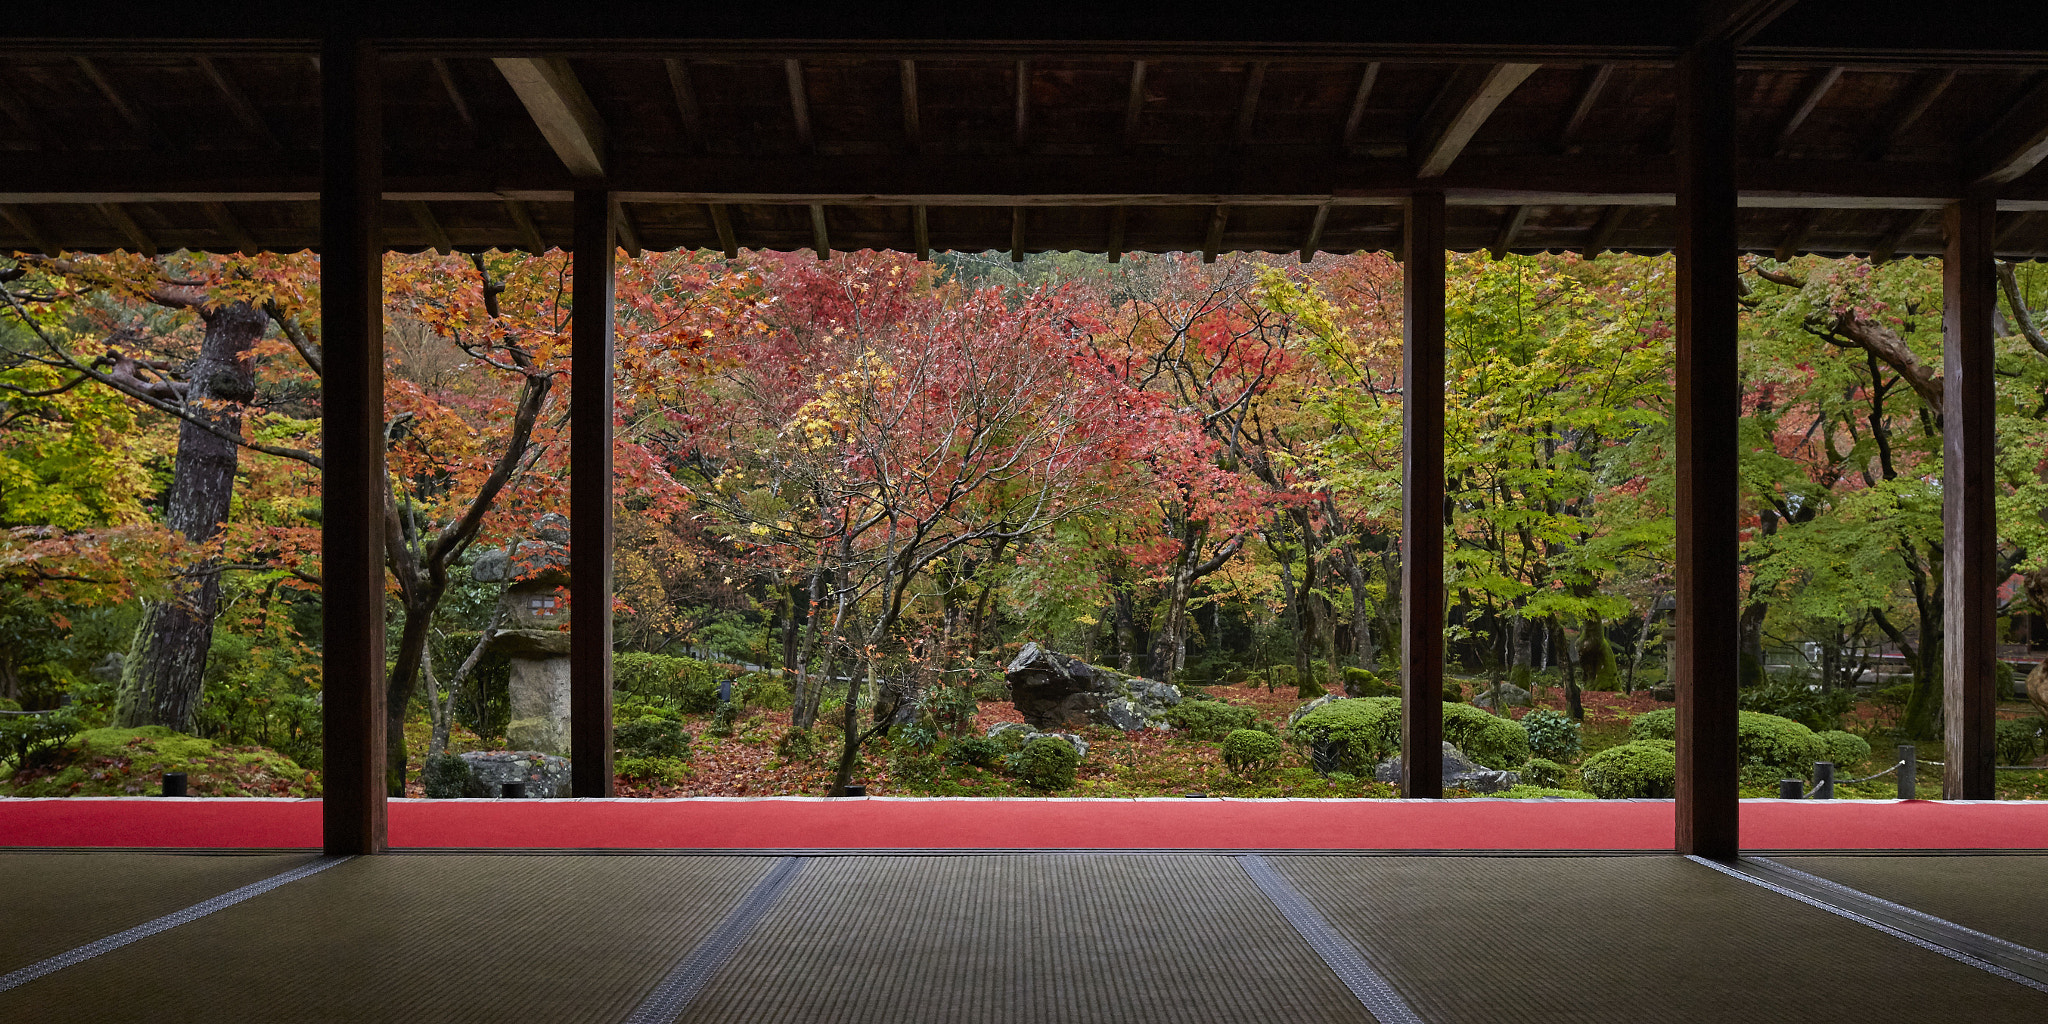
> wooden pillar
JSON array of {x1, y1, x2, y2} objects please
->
[
  {"x1": 1943, "y1": 195, "x2": 1998, "y2": 800},
  {"x1": 570, "y1": 188, "x2": 616, "y2": 797},
  {"x1": 1673, "y1": 39, "x2": 1741, "y2": 858},
  {"x1": 320, "y1": 35, "x2": 387, "y2": 855},
  {"x1": 1400, "y1": 189, "x2": 1446, "y2": 799}
]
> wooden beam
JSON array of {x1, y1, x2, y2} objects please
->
[
  {"x1": 1203, "y1": 204, "x2": 1229, "y2": 262},
  {"x1": 1014, "y1": 59, "x2": 1031, "y2": 150},
  {"x1": 570, "y1": 187, "x2": 616, "y2": 800},
  {"x1": 784, "y1": 59, "x2": 814, "y2": 154},
  {"x1": 320, "y1": 34, "x2": 388, "y2": 855},
  {"x1": 1772, "y1": 66, "x2": 1843, "y2": 159},
  {"x1": 1011, "y1": 205, "x2": 1025, "y2": 261},
  {"x1": 502, "y1": 198, "x2": 546, "y2": 253},
  {"x1": 1234, "y1": 61, "x2": 1267, "y2": 143},
  {"x1": 1973, "y1": 75, "x2": 2048, "y2": 186},
  {"x1": 1415, "y1": 63, "x2": 1541, "y2": 178},
  {"x1": 202, "y1": 201, "x2": 259, "y2": 253},
  {"x1": 1870, "y1": 208, "x2": 1931, "y2": 264},
  {"x1": 97, "y1": 202, "x2": 154, "y2": 256},
  {"x1": 912, "y1": 203, "x2": 930, "y2": 261},
  {"x1": 430, "y1": 58, "x2": 475, "y2": 131},
  {"x1": 1489, "y1": 204, "x2": 1529, "y2": 259},
  {"x1": 611, "y1": 199, "x2": 640, "y2": 258},
  {"x1": 1700, "y1": 0, "x2": 1802, "y2": 45},
  {"x1": 1943, "y1": 195, "x2": 1998, "y2": 801},
  {"x1": 1556, "y1": 64, "x2": 1613, "y2": 154},
  {"x1": 194, "y1": 56, "x2": 280, "y2": 150},
  {"x1": 0, "y1": 204, "x2": 57, "y2": 256},
  {"x1": 1342, "y1": 62, "x2": 1381, "y2": 154},
  {"x1": 809, "y1": 202, "x2": 829, "y2": 259},
  {"x1": 1867, "y1": 69, "x2": 1953, "y2": 161},
  {"x1": 664, "y1": 59, "x2": 703, "y2": 152},
  {"x1": 1400, "y1": 188, "x2": 1446, "y2": 801},
  {"x1": 494, "y1": 57, "x2": 606, "y2": 179},
  {"x1": 1107, "y1": 204, "x2": 1126, "y2": 263},
  {"x1": 1123, "y1": 61, "x2": 1147, "y2": 146},
  {"x1": 900, "y1": 60, "x2": 922, "y2": 152},
  {"x1": 1673, "y1": 39, "x2": 1741, "y2": 861},
  {"x1": 1773, "y1": 208, "x2": 1819, "y2": 260},
  {"x1": 1995, "y1": 210, "x2": 2036, "y2": 249},
  {"x1": 1300, "y1": 202, "x2": 1330, "y2": 263},
  {"x1": 406, "y1": 199, "x2": 452, "y2": 255},
  {"x1": 1582, "y1": 205, "x2": 1628, "y2": 258},
  {"x1": 708, "y1": 202, "x2": 738, "y2": 258},
  {"x1": 74, "y1": 56, "x2": 163, "y2": 148}
]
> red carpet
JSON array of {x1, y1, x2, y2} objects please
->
[{"x1": 5, "y1": 797, "x2": 2047, "y2": 851}]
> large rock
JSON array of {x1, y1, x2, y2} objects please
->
[
  {"x1": 459, "y1": 751, "x2": 572, "y2": 798},
  {"x1": 986, "y1": 721, "x2": 1089, "y2": 759},
  {"x1": 1468, "y1": 681, "x2": 1532, "y2": 710},
  {"x1": 1373, "y1": 741, "x2": 1521, "y2": 794},
  {"x1": 1004, "y1": 643, "x2": 1179, "y2": 731}
]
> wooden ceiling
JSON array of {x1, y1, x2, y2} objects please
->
[{"x1": 5, "y1": 2, "x2": 2048, "y2": 260}]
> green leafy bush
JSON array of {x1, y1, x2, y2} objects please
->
[
  {"x1": 734, "y1": 673, "x2": 792, "y2": 710},
  {"x1": 1521, "y1": 757, "x2": 1568, "y2": 789},
  {"x1": 1735, "y1": 677, "x2": 1855, "y2": 732},
  {"x1": 1996, "y1": 718, "x2": 2044, "y2": 766},
  {"x1": 1165, "y1": 700, "x2": 1260, "y2": 740},
  {"x1": 887, "y1": 747, "x2": 947, "y2": 787},
  {"x1": 1288, "y1": 697, "x2": 1402, "y2": 775},
  {"x1": 1817, "y1": 730, "x2": 1871, "y2": 770},
  {"x1": 1630, "y1": 708, "x2": 1827, "y2": 777},
  {"x1": 1013, "y1": 736, "x2": 1080, "y2": 790},
  {"x1": 1343, "y1": 667, "x2": 1396, "y2": 697},
  {"x1": 948, "y1": 735, "x2": 1005, "y2": 769},
  {"x1": 421, "y1": 752, "x2": 472, "y2": 799},
  {"x1": 971, "y1": 676, "x2": 1011, "y2": 702},
  {"x1": 612, "y1": 652, "x2": 721, "y2": 714},
  {"x1": 1519, "y1": 707, "x2": 1582, "y2": 761},
  {"x1": 616, "y1": 756, "x2": 692, "y2": 785},
  {"x1": 1222, "y1": 729, "x2": 1285, "y2": 779},
  {"x1": 1441, "y1": 703, "x2": 1532, "y2": 770},
  {"x1": 916, "y1": 685, "x2": 980, "y2": 737},
  {"x1": 1268, "y1": 664, "x2": 1297, "y2": 690},
  {"x1": 704, "y1": 700, "x2": 739, "y2": 739},
  {"x1": 1442, "y1": 680, "x2": 1465, "y2": 702},
  {"x1": 614, "y1": 716, "x2": 692, "y2": 760},
  {"x1": 2, "y1": 726, "x2": 317, "y2": 797},
  {"x1": 775, "y1": 726, "x2": 829, "y2": 763},
  {"x1": 0, "y1": 701, "x2": 83, "y2": 771},
  {"x1": 1579, "y1": 740, "x2": 1677, "y2": 799}
]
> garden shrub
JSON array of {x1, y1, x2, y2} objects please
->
[
  {"x1": 916, "y1": 685, "x2": 981, "y2": 737},
  {"x1": 1996, "y1": 717, "x2": 2044, "y2": 766},
  {"x1": 1519, "y1": 707, "x2": 1582, "y2": 761},
  {"x1": 0, "y1": 699, "x2": 83, "y2": 771},
  {"x1": 1521, "y1": 757, "x2": 1568, "y2": 789},
  {"x1": 421, "y1": 752, "x2": 472, "y2": 798},
  {"x1": 1735, "y1": 677, "x2": 1855, "y2": 732},
  {"x1": 1288, "y1": 697, "x2": 1402, "y2": 775},
  {"x1": 1343, "y1": 667, "x2": 1396, "y2": 697},
  {"x1": 1579, "y1": 740, "x2": 1677, "y2": 799},
  {"x1": 971, "y1": 676, "x2": 1011, "y2": 702},
  {"x1": 1222, "y1": 729, "x2": 1285, "y2": 779},
  {"x1": 704, "y1": 700, "x2": 739, "y2": 739},
  {"x1": 1441, "y1": 703, "x2": 1532, "y2": 770},
  {"x1": 614, "y1": 716, "x2": 692, "y2": 760},
  {"x1": 612, "y1": 652, "x2": 720, "y2": 714},
  {"x1": 1165, "y1": 700, "x2": 1259, "y2": 740},
  {"x1": 1495, "y1": 785, "x2": 1596, "y2": 799},
  {"x1": 1013, "y1": 736, "x2": 1080, "y2": 790},
  {"x1": 734, "y1": 673, "x2": 792, "y2": 710},
  {"x1": 948, "y1": 735, "x2": 1005, "y2": 769},
  {"x1": 887, "y1": 747, "x2": 947, "y2": 787},
  {"x1": 1817, "y1": 730, "x2": 1871, "y2": 770},
  {"x1": 616, "y1": 756, "x2": 692, "y2": 786},
  {"x1": 1442, "y1": 680, "x2": 1464, "y2": 702},
  {"x1": 775, "y1": 726, "x2": 830, "y2": 763},
  {"x1": 1630, "y1": 708, "x2": 1827, "y2": 777},
  {"x1": 1269, "y1": 664, "x2": 1297, "y2": 690}
]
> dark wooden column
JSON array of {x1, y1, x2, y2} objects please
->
[
  {"x1": 1673, "y1": 39, "x2": 1741, "y2": 858},
  {"x1": 1400, "y1": 189, "x2": 1446, "y2": 799},
  {"x1": 1943, "y1": 195, "x2": 1998, "y2": 800},
  {"x1": 320, "y1": 35, "x2": 387, "y2": 855},
  {"x1": 570, "y1": 188, "x2": 616, "y2": 797}
]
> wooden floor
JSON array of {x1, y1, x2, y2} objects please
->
[{"x1": 1, "y1": 851, "x2": 2044, "y2": 1023}]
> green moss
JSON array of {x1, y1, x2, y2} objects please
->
[
  {"x1": 1579, "y1": 739, "x2": 1676, "y2": 799},
  {"x1": 1492, "y1": 785, "x2": 1596, "y2": 799},
  {"x1": 616, "y1": 756, "x2": 692, "y2": 785},
  {"x1": 1343, "y1": 667, "x2": 1396, "y2": 697},
  {"x1": 615, "y1": 716, "x2": 692, "y2": 760},
  {"x1": 2, "y1": 726, "x2": 317, "y2": 797},
  {"x1": 612, "y1": 652, "x2": 721, "y2": 714}
]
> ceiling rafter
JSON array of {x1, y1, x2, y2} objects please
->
[
  {"x1": 613, "y1": 200, "x2": 641, "y2": 257},
  {"x1": 1300, "y1": 202, "x2": 1330, "y2": 263},
  {"x1": 201, "y1": 201, "x2": 257, "y2": 253},
  {"x1": 1415, "y1": 63, "x2": 1541, "y2": 178},
  {"x1": 1556, "y1": 63, "x2": 1612, "y2": 154},
  {"x1": 1203, "y1": 204, "x2": 1229, "y2": 262},
  {"x1": 1011, "y1": 205, "x2": 1025, "y2": 261},
  {"x1": 1489, "y1": 204, "x2": 1529, "y2": 258},
  {"x1": 74, "y1": 56, "x2": 163, "y2": 148},
  {"x1": 430, "y1": 58, "x2": 476, "y2": 131},
  {"x1": 494, "y1": 57, "x2": 607, "y2": 179},
  {"x1": 1582, "y1": 205, "x2": 1628, "y2": 258},
  {"x1": 502, "y1": 198, "x2": 546, "y2": 253},
  {"x1": 809, "y1": 202, "x2": 829, "y2": 259},
  {"x1": 194, "y1": 56, "x2": 279, "y2": 150},
  {"x1": 1341, "y1": 62, "x2": 1380, "y2": 155},
  {"x1": 1014, "y1": 59, "x2": 1032, "y2": 150},
  {"x1": 900, "y1": 60, "x2": 922, "y2": 152},
  {"x1": 912, "y1": 204, "x2": 929, "y2": 261},
  {"x1": 96, "y1": 202, "x2": 154, "y2": 255},
  {"x1": 785, "y1": 59, "x2": 815, "y2": 154},
  {"x1": 1773, "y1": 208, "x2": 1820, "y2": 259},
  {"x1": 1233, "y1": 61, "x2": 1267, "y2": 143},
  {"x1": 1866, "y1": 68, "x2": 1954, "y2": 161},
  {"x1": 407, "y1": 200, "x2": 452, "y2": 255},
  {"x1": 0, "y1": 204, "x2": 58, "y2": 255},
  {"x1": 665, "y1": 59, "x2": 704, "y2": 152},
  {"x1": 1123, "y1": 61, "x2": 1147, "y2": 145},
  {"x1": 708, "y1": 202, "x2": 737, "y2": 258},
  {"x1": 1772, "y1": 66, "x2": 1843, "y2": 158},
  {"x1": 1973, "y1": 75, "x2": 2048, "y2": 186},
  {"x1": 1107, "y1": 205, "x2": 1126, "y2": 263}
]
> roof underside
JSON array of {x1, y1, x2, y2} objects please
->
[{"x1": 6, "y1": 3, "x2": 2048, "y2": 260}]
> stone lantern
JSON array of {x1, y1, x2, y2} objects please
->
[{"x1": 472, "y1": 513, "x2": 574, "y2": 756}]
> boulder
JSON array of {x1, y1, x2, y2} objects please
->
[
  {"x1": 1004, "y1": 642, "x2": 1179, "y2": 731},
  {"x1": 1649, "y1": 684, "x2": 1676, "y2": 703},
  {"x1": 985, "y1": 721, "x2": 1088, "y2": 759},
  {"x1": 459, "y1": 750, "x2": 572, "y2": 798},
  {"x1": 1373, "y1": 741, "x2": 1521, "y2": 794},
  {"x1": 1288, "y1": 693, "x2": 1348, "y2": 728},
  {"x1": 1468, "y1": 681, "x2": 1532, "y2": 710}
]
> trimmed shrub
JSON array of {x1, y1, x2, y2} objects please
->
[
  {"x1": 1817, "y1": 730, "x2": 1871, "y2": 770},
  {"x1": 1343, "y1": 667, "x2": 1396, "y2": 697},
  {"x1": 1165, "y1": 700, "x2": 1259, "y2": 740},
  {"x1": 1442, "y1": 680, "x2": 1465, "y2": 703},
  {"x1": 421, "y1": 753, "x2": 472, "y2": 798},
  {"x1": 734, "y1": 673, "x2": 792, "y2": 710},
  {"x1": 616, "y1": 756, "x2": 692, "y2": 785},
  {"x1": 1580, "y1": 740, "x2": 1677, "y2": 799},
  {"x1": 1013, "y1": 736, "x2": 1080, "y2": 790},
  {"x1": 613, "y1": 652, "x2": 721, "y2": 714},
  {"x1": 1442, "y1": 703, "x2": 1532, "y2": 770},
  {"x1": 1495, "y1": 785, "x2": 1596, "y2": 799},
  {"x1": 1996, "y1": 717, "x2": 2044, "y2": 766},
  {"x1": 948, "y1": 735, "x2": 1005, "y2": 769},
  {"x1": 615, "y1": 716, "x2": 692, "y2": 760},
  {"x1": 1222, "y1": 729, "x2": 1285, "y2": 779},
  {"x1": 1519, "y1": 707, "x2": 1582, "y2": 761},
  {"x1": 1631, "y1": 708, "x2": 1827, "y2": 778},
  {"x1": 1736, "y1": 677, "x2": 1855, "y2": 732},
  {"x1": 1521, "y1": 757, "x2": 1568, "y2": 789},
  {"x1": 1288, "y1": 697, "x2": 1403, "y2": 775}
]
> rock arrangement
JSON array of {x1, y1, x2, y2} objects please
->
[
  {"x1": 1004, "y1": 642, "x2": 1180, "y2": 731},
  {"x1": 986, "y1": 721, "x2": 1089, "y2": 758},
  {"x1": 1467, "y1": 681, "x2": 1532, "y2": 710},
  {"x1": 1372, "y1": 741, "x2": 1521, "y2": 794},
  {"x1": 458, "y1": 750, "x2": 573, "y2": 798}
]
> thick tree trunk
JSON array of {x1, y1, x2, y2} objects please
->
[
  {"x1": 116, "y1": 302, "x2": 267, "y2": 731},
  {"x1": 385, "y1": 596, "x2": 440, "y2": 795}
]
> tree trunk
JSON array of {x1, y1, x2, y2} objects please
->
[
  {"x1": 115, "y1": 301, "x2": 267, "y2": 731},
  {"x1": 385, "y1": 595, "x2": 440, "y2": 795}
]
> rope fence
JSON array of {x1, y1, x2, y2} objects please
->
[{"x1": 1783, "y1": 743, "x2": 2048, "y2": 800}]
